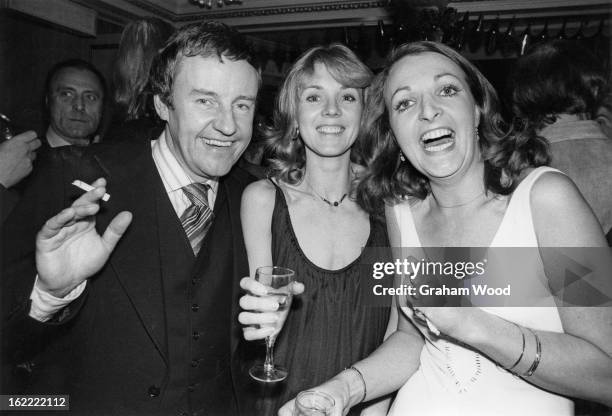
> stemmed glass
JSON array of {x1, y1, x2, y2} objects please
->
[{"x1": 249, "y1": 266, "x2": 295, "y2": 383}]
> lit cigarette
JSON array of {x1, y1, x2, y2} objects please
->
[{"x1": 71, "y1": 180, "x2": 110, "y2": 202}]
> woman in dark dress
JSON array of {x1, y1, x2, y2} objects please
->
[{"x1": 237, "y1": 44, "x2": 391, "y2": 415}]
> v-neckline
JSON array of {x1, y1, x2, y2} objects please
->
[
  {"x1": 275, "y1": 183, "x2": 374, "y2": 273},
  {"x1": 404, "y1": 167, "x2": 553, "y2": 248},
  {"x1": 407, "y1": 192, "x2": 514, "y2": 249}
]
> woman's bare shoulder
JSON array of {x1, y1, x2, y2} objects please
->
[{"x1": 242, "y1": 179, "x2": 276, "y2": 207}]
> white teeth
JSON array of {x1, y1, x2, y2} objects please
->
[
  {"x1": 317, "y1": 126, "x2": 344, "y2": 134},
  {"x1": 203, "y1": 138, "x2": 231, "y2": 147},
  {"x1": 421, "y1": 128, "x2": 453, "y2": 141},
  {"x1": 425, "y1": 141, "x2": 454, "y2": 152}
]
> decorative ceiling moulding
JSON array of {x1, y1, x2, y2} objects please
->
[
  {"x1": 237, "y1": 18, "x2": 391, "y2": 33},
  {"x1": 71, "y1": 0, "x2": 173, "y2": 28},
  {"x1": 173, "y1": 0, "x2": 608, "y2": 32},
  {"x1": 176, "y1": 1, "x2": 388, "y2": 22},
  {"x1": 122, "y1": 0, "x2": 176, "y2": 20},
  {"x1": 189, "y1": 0, "x2": 245, "y2": 8}
]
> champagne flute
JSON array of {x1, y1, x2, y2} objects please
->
[{"x1": 249, "y1": 266, "x2": 295, "y2": 383}]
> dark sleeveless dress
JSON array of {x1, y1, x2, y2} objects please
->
[{"x1": 235, "y1": 182, "x2": 391, "y2": 416}]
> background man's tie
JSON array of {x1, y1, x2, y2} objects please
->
[{"x1": 180, "y1": 183, "x2": 213, "y2": 255}]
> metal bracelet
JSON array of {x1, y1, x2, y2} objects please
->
[
  {"x1": 507, "y1": 322, "x2": 526, "y2": 371},
  {"x1": 523, "y1": 328, "x2": 542, "y2": 377}
]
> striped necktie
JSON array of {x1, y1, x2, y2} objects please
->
[{"x1": 180, "y1": 183, "x2": 214, "y2": 255}]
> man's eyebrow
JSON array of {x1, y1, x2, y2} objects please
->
[
  {"x1": 189, "y1": 88, "x2": 218, "y2": 97},
  {"x1": 234, "y1": 95, "x2": 256, "y2": 102},
  {"x1": 189, "y1": 89, "x2": 255, "y2": 101},
  {"x1": 55, "y1": 84, "x2": 101, "y2": 95}
]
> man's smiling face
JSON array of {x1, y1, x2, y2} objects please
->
[{"x1": 155, "y1": 54, "x2": 259, "y2": 181}]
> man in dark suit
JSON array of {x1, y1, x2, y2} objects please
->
[
  {"x1": 1, "y1": 60, "x2": 105, "y2": 222},
  {"x1": 2, "y1": 21, "x2": 260, "y2": 415}
]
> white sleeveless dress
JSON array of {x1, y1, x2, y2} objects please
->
[{"x1": 388, "y1": 167, "x2": 574, "y2": 416}]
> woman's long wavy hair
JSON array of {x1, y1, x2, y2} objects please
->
[
  {"x1": 357, "y1": 41, "x2": 549, "y2": 214},
  {"x1": 113, "y1": 17, "x2": 174, "y2": 121},
  {"x1": 266, "y1": 43, "x2": 373, "y2": 184}
]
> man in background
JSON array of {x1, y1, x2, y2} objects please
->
[
  {"x1": 510, "y1": 39, "x2": 612, "y2": 242},
  {"x1": 44, "y1": 59, "x2": 105, "y2": 147},
  {"x1": 0, "y1": 60, "x2": 104, "y2": 222}
]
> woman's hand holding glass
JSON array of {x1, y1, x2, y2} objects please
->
[
  {"x1": 278, "y1": 376, "x2": 352, "y2": 416},
  {"x1": 239, "y1": 266, "x2": 305, "y2": 382},
  {"x1": 239, "y1": 274, "x2": 305, "y2": 341}
]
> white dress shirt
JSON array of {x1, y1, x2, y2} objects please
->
[
  {"x1": 29, "y1": 130, "x2": 219, "y2": 321},
  {"x1": 151, "y1": 129, "x2": 218, "y2": 216}
]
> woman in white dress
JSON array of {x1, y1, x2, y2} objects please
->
[{"x1": 279, "y1": 41, "x2": 612, "y2": 416}]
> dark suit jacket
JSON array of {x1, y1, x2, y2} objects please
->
[
  {"x1": 0, "y1": 185, "x2": 20, "y2": 224},
  {"x1": 1, "y1": 139, "x2": 254, "y2": 415}
]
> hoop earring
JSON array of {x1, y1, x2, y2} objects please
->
[
  {"x1": 399, "y1": 152, "x2": 406, "y2": 162},
  {"x1": 475, "y1": 126, "x2": 480, "y2": 142},
  {"x1": 292, "y1": 127, "x2": 300, "y2": 141}
]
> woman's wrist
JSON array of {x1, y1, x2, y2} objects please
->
[
  {"x1": 462, "y1": 313, "x2": 539, "y2": 374},
  {"x1": 335, "y1": 367, "x2": 367, "y2": 409},
  {"x1": 449, "y1": 309, "x2": 489, "y2": 345}
]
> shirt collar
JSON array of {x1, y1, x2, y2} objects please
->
[
  {"x1": 46, "y1": 126, "x2": 72, "y2": 148},
  {"x1": 151, "y1": 130, "x2": 218, "y2": 195},
  {"x1": 539, "y1": 119, "x2": 608, "y2": 144},
  {"x1": 46, "y1": 126, "x2": 97, "y2": 147}
]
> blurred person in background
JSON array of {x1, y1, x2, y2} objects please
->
[
  {"x1": 509, "y1": 39, "x2": 612, "y2": 242},
  {"x1": 105, "y1": 17, "x2": 175, "y2": 142}
]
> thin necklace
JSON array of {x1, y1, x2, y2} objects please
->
[
  {"x1": 305, "y1": 179, "x2": 349, "y2": 207},
  {"x1": 433, "y1": 191, "x2": 486, "y2": 209}
]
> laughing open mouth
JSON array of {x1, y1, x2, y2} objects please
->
[{"x1": 420, "y1": 128, "x2": 455, "y2": 152}]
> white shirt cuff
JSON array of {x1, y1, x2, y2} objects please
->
[{"x1": 28, "y1": 277, "x2": 87, "y2": 322}]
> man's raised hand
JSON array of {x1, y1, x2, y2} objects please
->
[{"x1": 35, "y1": 178, "x2": 132, "y2": 298}]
